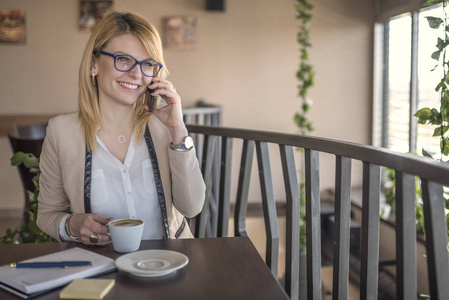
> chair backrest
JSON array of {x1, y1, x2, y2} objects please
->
[
  {"x1": 187, "y1": 124, "x2": 449, "y2": 300},
  {"x1": 12, "y1": 123, "x2": 47, "y2": 140},
  {"x1": 182, "y1": 101, "x2": 222, "y2": 127},
  {"x1": 8, "y1": 123, "x2": 47, "y2": 206},
  {"x1": 182, "y1": 103, "x2": 222, "y2": 173}
]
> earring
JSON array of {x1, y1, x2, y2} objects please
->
[{"x1": 92, "y1": 72, "x2": 95, "y2": 81}]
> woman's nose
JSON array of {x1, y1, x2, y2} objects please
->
[{"x1": 128, "y1": 64, "x2": 142, "y2": 79}]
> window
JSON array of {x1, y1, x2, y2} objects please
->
[{"x1": 373, "y1": 4, "x2": 442, "y2": 157}]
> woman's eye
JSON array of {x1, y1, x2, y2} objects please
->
[
  {"x1": 142, "y1": 61, "x2": 155, "y2": 67},
  {"x1": 117, "y1": 56, "x2": 131, "y2": 63}
]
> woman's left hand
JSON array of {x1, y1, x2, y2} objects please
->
[{"x1": 146, "y1": 78, "x2": 188, "y2": 143}]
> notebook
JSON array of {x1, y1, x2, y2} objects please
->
[
  {"x1": 0, "y1": 247, "x2": 116, "y2": 299},
  {"x1": 59, "y1": 279, "x2": 115, "y2": 299}
]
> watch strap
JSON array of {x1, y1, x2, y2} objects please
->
[{"x1": 170, "y1": 136, "x2": 193, "y2": 151}]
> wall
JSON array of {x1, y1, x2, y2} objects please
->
[{"x1": 0, "y1": 0, "x2": 375, "y2": 213}]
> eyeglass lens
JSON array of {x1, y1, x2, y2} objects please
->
[{"x1": 115, "y1": 55, "x2": 160, "y2": 77}]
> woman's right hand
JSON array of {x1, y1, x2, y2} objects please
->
[{"x1": 68, "y1": 214, "x2": 112, "y2": 245}]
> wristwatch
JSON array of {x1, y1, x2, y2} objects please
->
[{"x1": 170, "y1": 136, "x2": 194, "y2": 151}]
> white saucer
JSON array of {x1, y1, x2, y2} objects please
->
[{"x1": 115, "y1": 250, "x2": 189, "y2": 277}]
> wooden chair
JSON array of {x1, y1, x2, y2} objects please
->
[
  {"x1": 8, "y1": 123, "x2": 47, "y2": 222},
  {"x1": 187, "y1": 124, "x2": 449, "y2": 300},
  {"x1": 182, "y1": 103, "x2": 222, "y2": 234}
]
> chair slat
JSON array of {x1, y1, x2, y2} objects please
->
[
  {"x1": 205, "y1": 113, "x2": 211, "y2": 125},
  {"x1": 279, "y1": 145, "x2": 300, "y2": 299},
  {"x1": 421, "y1": 180, "x2": 449, "y2": 300},
  {"x1": 305, "y1": 149, "x2": 322, "y2": 300},
  {"x1": 195, "y1": 135, "x2": 217, "y2": 238},
  {"x1": 360, "y1": 162, "x2": 380, "y2": 300},
  {"x1": 234, "y1": 140, "x2": 255, "y2": 237},
  {"x1": 214, "y1": 112, "x2": 221, "y2": 126},
  {"x1": 395, "y1": 172, "x2": 417, "y2": 300},
  {"x1": 256, "y1": 141, "x2": 279, "y2": 278},
  {"x1": 209, "y1": 137, "x2": 221, "y2": 237},
  {"x1": 218, "y1": 137, "x2": 233, "y2": 237},
  {"x1": 183, "y1": 114, "x2": 191, "y2": 125},
  {"x1": 332, "y1": 156, "x2": 352, "y2": 300}
]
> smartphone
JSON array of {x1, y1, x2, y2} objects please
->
[{"x1": 147, "y1": 88, "x2": 157, "y2": 114}]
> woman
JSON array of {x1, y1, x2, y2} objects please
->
[{"x1": 36, "y1": 11, "x2": 205, "y2": 245}]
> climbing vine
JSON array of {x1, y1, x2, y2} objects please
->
[{"x1": 294, "y1": 0, "x2": 314, "y2": 136}]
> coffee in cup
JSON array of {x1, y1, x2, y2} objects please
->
[
  {"x1": 110, "y1": 219, "x2": 143, "y2": 227},
  {"x1": 108, "y1": 218, "x2": 144, "y2": 253}
]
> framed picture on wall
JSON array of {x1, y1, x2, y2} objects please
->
[
  {"x1": 79, "y1": 0, "x2": 113, "y2": 31},
  {"x1": 0, "y1": 10, "x2": 26, "y2": 44},
  {"x1": 163, "y1": 16, "x2": 197, "y2": 51}
]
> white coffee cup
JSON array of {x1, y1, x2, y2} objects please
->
[{"x1": 107, "y1": 218, "x2": 144, "y2": 253}]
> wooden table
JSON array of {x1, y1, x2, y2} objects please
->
[{"x1": 0, "y1": 237, "x2": 289, "y2": 300}]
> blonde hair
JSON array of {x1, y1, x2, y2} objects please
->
[{"x1": 78, "y1": 11, "x2": 168, "y2": 151}]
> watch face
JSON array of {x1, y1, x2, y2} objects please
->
[{"x1": 184, "y1": 136, "x2": 194, "y2": 149}]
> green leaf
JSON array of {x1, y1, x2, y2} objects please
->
[
  {"x1": 422, "y1": 148, "x2": 434, "y2": 158},
  {"x1": 10, "y1": 151, "x2": 29, "y2": 166},
  {"x1": 306, "y1": 123, "x2": 313, "y2": 131},
  {"x1": 10, "y1": 152, "x2": 39, "y2": 169},
  {"x1": 434, "y1": 126, "x2": 449, "y2": 136},
  {"x1": 302, "y1": 103, "x2": 310, "y2": 113},
  {"x1": 28, "y1": 222, "x2": 42, "y2": 235},
  {"x1": 415, "y1": 107, "x2": 432, "y2": 119},
  {"x1": 436, "y1": 79, "x2": 445, "y2": 91},
  {"x1": 414, "y1": 107, "x2": 433, "y2": 124},
  {"x1": 436, "y1": 37, "x2": 449, "y2": 51},
  {"x1": 426, "y1": 16, "x2": 444, "y2": 29},
  {"x1": 430, "y1": 108, "x2": 442, "y2": 124},
  {"x1": 23, "y1": 155, "x2": 39, "y2": 169}
]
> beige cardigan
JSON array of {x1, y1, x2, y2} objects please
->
[{"x1": 37, "y1": 112, "x2": 205, "y2": 241}]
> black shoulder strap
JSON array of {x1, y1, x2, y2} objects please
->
[
  {"x1": 84, "y1": 148, "x2": 92, "y2": 213},
  {"x1": 144, "y1": 125, "x2": 170, "y2": 239}
]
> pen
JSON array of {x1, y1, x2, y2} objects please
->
[{"x1": 9, "y1": 261, "x2": 92, "y2": 268}]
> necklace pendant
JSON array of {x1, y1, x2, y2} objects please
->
[{"x1": 118, "y1": 135, "x2": 126, "y2": 144}]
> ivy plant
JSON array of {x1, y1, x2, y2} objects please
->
[
  {"x1": 294, "y1": 0, "x2": 314, "y2": 136},
  {"x1": 0, "y1": 152, "x2": 56, "y2": 244},
  {"x1": 418, "y1": 0, "x2": 449, "y2": 236},
  {"x1": 415, "y1": 0, "x2": 449, "y2": 161},
  {"x1": 294, "y1": 0, "x2": 314, "y2": 253}
]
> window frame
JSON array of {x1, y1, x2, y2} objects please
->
[{"x1": 373, "y1": 3, "x2": 441, "y2": 154}]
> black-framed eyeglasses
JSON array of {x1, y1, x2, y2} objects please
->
[{"x1": 99, "y1": 50, "x2": 163, "y2": 77}]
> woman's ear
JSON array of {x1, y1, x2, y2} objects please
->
[{"x1": 90, "y1": 55, "x2": 98, "y2": 75}]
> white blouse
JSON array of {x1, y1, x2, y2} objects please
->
[{"x1": 59, "y1": 132, "x2": 164, "y2": 241}]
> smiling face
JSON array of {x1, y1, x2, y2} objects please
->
[{"x1": 92, "y1": 33, "x2": 154, "y2": 109}]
